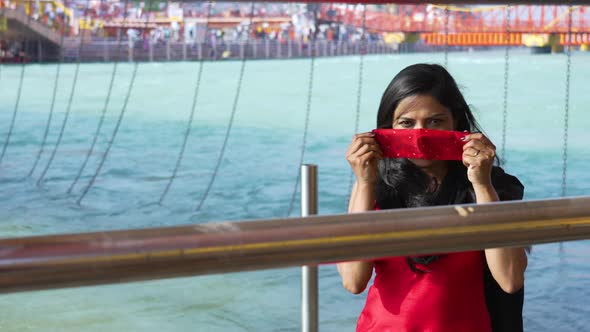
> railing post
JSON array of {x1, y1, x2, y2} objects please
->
[
  {"x1": 166, "y1": 40, "x2": 170, "y2": 61},
  {"x1": 37, "y1": 39, "x2": 42, "y2": 62},
  {"x1": 301, "y1": 164, "x2": 318, "y2": 332},
  {"x1": 149, "y1": 40, "x2": 153, "y2": 62},
  {"x1": 103, "y1": 40, "x2": 108, "y2": 61}
]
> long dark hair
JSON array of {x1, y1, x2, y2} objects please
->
[
  {"x1": 374, "y1": 64, "x2": 526, "y2": 331},
  {"x1": 375, "y1": 64, "x2": 486, "y2": 270},
  {"x1": 377, "y1": 63, "x2": 482, "y2": 132}
]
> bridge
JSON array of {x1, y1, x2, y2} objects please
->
[
  {"x1": 2, "y1": 3, "x2": 590, "y2": 62},
  {"x1": 318, "y1": 4, "x2": 590, "y2": 49}
]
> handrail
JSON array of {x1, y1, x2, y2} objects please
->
[{"x1": 0, "y1": 196, "x2": 589, "y2": 294}]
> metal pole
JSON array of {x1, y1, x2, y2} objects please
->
[
  {"x1": 37, "y1": 40, "x2": 42, "y2": 62},
  {"x1": 2, "y1": 196, "x2": 590, "y2": 294},
  {"x1": 301, "y1": 164, "x2": 318, "y2": 332},
  {"x1": 149, "y1": 40, "x2": 153, "y2": 62},
  {"x1": 166, "y1": 40, "x2": 170, "y2": 61}
]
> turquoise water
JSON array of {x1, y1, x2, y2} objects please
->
[{"x1": 0, "y1": 51, "x2": 589, "y2": 331}]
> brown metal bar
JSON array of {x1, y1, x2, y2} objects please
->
[{"x1": 1, "y1": 196, "x2": 590, "y2": 294}]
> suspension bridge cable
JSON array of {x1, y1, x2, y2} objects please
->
[
  {"x1": 195, "y1": 2, "x2": 255, "y2": 212},
  {"x1": 561, "y1": 6, "x2": 573, "y2": 197},
  {"x1": 36, "y1": 0, "x2": 92, "y2": 186},
  {"x1": 77, "y1": 0, "x2": 157, "y2": 205},
  {"x1": 0, "y1": 11, "x2": 32, "y2": 167},
  {"x1": 67, "y1": 0, "x2": 132, "y2": 194},
  {"x1": 444, "y1": 6, "x2": 449, "y2": 68},
  {"x1": 501, "y1": 5, "x2": 511, "y2": 163},
  {"x1": 158, "y1": 2, "x2": 213, "y2": 205},
  {"x1": 28, "y1": 16, "x2": 68, "y2": 177},
  {"x1": 345, "y1": 4, "x2": 367, "y2": 212},
  {"x1": 286, "y1": 22, "x2": 321, "y2": 217}
]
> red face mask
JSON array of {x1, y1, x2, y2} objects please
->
[{"x1": 372, "y1": 128, "x2": 469, "y2": 161}]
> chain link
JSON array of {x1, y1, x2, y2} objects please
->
[
  {"x1": 501, "y1": 5, "x2": 511, "y2": 164},
  {"x1": 77, "y1": 0, "x2": 159, "y2": 205},
  {"x1": 0, "y1": 6, "x2": 35, "y2": 166},
  {"x1": 345, "y1": 4, "x2": 367, "y2": 212},
  {"x1": 158, "y1": 1, "x2": 213, "y2": 204},
  {"x1": 37, "y1": 0, "x2": 94, "y2": 186},
  {"x1": 288, "y1": 11, "x2": 319, "y2": 216},
  {"x1": 444, "y1": 7, "x2": 449, "y2": 68},
  {"x1": 562, "y1": 6, "x2": 573, "y2": 197},
  {"x1": 29, "y1": 11, "x2": 70, "y2": 178},
  {"x1": 67, "y1": 0, "x2": 132, "y2": 192},
  {"x1": 196, "y1": 2, "x2": 256, "y2": 211}
]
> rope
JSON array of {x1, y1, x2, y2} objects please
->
[
  {"x1": 345, "y1": 4, "x2": 367, "y2": 212},
  {"x1": 444, "y1": 6, "x2": 449, "y2": 67},
  {"x1": 0, "y1": 10, "x2": 32, "y2": 167},
  {"x1": 158, "y1": 2, "x2": 212, "y2": 204},
  {"x1": 561, "y1": 6, "x2": 573, "y2": 197},
  {"x1": 196, "y1": 2, "x2": 255, "y2": 211},
  {"x1": 77, "y1": 0, "x2": 156, "y2": 205},
  {"x1": 67, "y1": 0, "x2": 132, "y2": 194},
  {"x1": 36, "y1": 0, "x2": 92, "y2": 186},
  {"x1": 501, "y1": 5, "x2": 511, "y2": 163},
  {"x1": 28, "y1": 14, "x2": 68, "y2": 177}
]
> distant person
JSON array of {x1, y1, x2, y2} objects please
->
[
  {"x1": 126, "y1": 28, "x2": 138, "y2": 48},
  {"x1": 0, "y1": 39, "x2": 7, "y2": 59},
  {"x1": 340, "y1": 63, "x2": 527, "y2": 332}
]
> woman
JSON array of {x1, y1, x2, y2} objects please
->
[{"x1": 339, "y1": 64, "x2": 527, "y2": 332}]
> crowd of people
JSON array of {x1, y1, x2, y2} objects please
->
[
  {"x1": 1, "y1": 0, "x2": 385, "y2": 43},
  {"x1": 1, "y1": 1, "x2": 392, "y2": 62},
  {"x1": 0, "y1": 39, "x2": 28, "y2": 62}
]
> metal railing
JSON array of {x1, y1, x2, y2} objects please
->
[
  {"x1": 301, "y1": 165, "x2": 319, "y2": 332},
  {"x1": 60, "y1": 39, "x2": 396, "y2": 63},
  {"x1": 0, "y1": 165, "x2": 589, "y2": 295},
  {"x1": 0, "y1": 164, "x2": 589, "y2": 332}
]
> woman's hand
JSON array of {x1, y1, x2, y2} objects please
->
[
  {"x1": 346, "y1": 132, "x2": 384, "y2": 185},
  {"x1": 462, "y1": 133, "x2": 496, "y2": 186},
  {"x1": 341, "y1": 133, "x2": 381, "y2": 294}
]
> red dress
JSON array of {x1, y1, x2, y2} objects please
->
[{"x1": 356, "y1": 252, "x2": 491, "y2": 332}]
